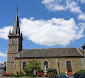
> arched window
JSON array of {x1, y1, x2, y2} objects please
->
[
  {"x1": 23, "y1": 61, "x2": 27, "y2": 69},
  {"x1": 66, "y1": 61, "x2": 72, "y2": 75},
  {"x1": 12, "y1": 39, "x2": 15, "y2": 45},
  {"x1": 44, "y1": 61, "x2": 48, "y2": 69},
  {"x1": 66, "y1": 61, "x2": 72, "y2": 70},
  {"x1": 12, "y1": 46, "x2": 14, "y2": 51},
  {"x1": 11, "y1": 56, "x2": 14, "y2": 59}
]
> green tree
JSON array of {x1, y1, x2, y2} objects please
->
[{"x1": 24, "y1": 59, "x2": 41, "y2": 75}]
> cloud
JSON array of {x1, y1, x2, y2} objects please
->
[
  {"x1": 0, "y1": 51, "x2": 7, "y2": 57},
  {"x1": 79, "y1": 0, "x2": 85, "y2": 3},
  {"x1": 42, "y1": 0, "x2": 85, "y2": 20},
  {"x1": 0, "y1": 26, "x2": 13, "y2": 39},
  {"x1": 78, "y1": 13, "x2": 85, "y2": 20},
  {"x1": 42, "y1": 0, "x2": 81, "y2": 13},
  {"x1": 66, "y1": 0, "x2": 81, "y2": 14},
  {"x1": 20, "y1": 17, "x2": 85, "y2": 46},
  {"x1": 0, "y1": 17, "x2": 85, "y2": 46},
  {"x1": 42, "y1": 0, "x2": 66, "y2": 11}
]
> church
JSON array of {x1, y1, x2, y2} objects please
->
[{"x1": 6, "y1": 11, "x2": 85, "y2": 75}]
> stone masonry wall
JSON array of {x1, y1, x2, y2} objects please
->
[{"x1": 15, "y1": 57, "x2": 83, "y2": 74}]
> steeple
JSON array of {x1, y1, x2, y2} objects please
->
[
  {"x1": 12, "y1": 14, "x2": 20, "y2": 35},
  {"x1": 7, "y1": 7, "x2": 23, "y2": 74},
  {"x1": 12, "y1": 6, "x2": 20, "y2": 36}
]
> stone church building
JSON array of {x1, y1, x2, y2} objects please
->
[{"x1": 7, "y1": 12, "x2": 85, "y2": 75}]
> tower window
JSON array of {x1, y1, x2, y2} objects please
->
[
  {"x1": 23, "y1": 61, "x2": 27, "y2": 69},
  {"x1": 44, "y1": 61, "x2": 48, "y2": 69},
  {"x1": 12, "y1": 46, "x2": 14, "y2": 51},
  {"x1": 11, "y1": 56, "x2": 14, "y2": 59},
  {"x1": 12, "y1": 39, "x2": 15, "y2": 45}
]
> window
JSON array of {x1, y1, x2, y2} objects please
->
[
  {"x1": 12, "y1": 46, "x2": 14, "y2": 51},
  {"x1": 44, "y1": 61, "x2": 48, "y2": 69},
  {"x1": 11, "y1": 56, "x2": 14, "y2": 59},
  {"x1": 23, "y1": 61, "x2": 27, "y2": 69},
  {"x1": 12, "y1": 39, "x2": 15, "y2": 45},
  {"x1": 66, "y1": 61, "x2": 72, "y2": 70}
]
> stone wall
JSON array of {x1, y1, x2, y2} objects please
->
[{"x1": 15, "y1": 57, "x2": 83, "y2": 74}]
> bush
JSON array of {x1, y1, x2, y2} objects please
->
[
  {"x1": 32, "y1": 74, "x2": 37, "y2": 77},
  {"x1": 25, "y1": 74, "x2": 37, "y2": 77},
  {"x1": 13, "y1": 74, "x2": 21, "y2": 77},
  {"x1": 37, "y1": 72, "x2": 53, "y2": 77},
  {"x1": 47, "y1": 68, "x2": 57, "y2": 74},
  {"x1": 76, "y1": 69, "x2": 85, "y2": 73},
  {"x1": 2, "y1": 73, "x2": 14, "y2": 76}
]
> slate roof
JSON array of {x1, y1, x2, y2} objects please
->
[
  {"x1": 15, "y1": 47, "x2": 84, "y2": 58},
  {"x1": 12, "y1": 13, "x2": 20, "y2": 35}
]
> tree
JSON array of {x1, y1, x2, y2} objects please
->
[{"x1": 24, "y1": 59, "x2": 41, "y2": 75}]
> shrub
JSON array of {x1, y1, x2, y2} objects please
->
[
  {"x1": 32, "y1": 74, "x2": 37, "y2": 77},
  {"x1": 47, "y1": 68, "x2": 57, "y2": 74},
  {"x1": 76, "y1": 69, "x2": 85, "y2": 73},
  {"x1": 13, "y1": 74, "x2": 21, "y2": 77},
  {"x1": 2, "y1": 73, "x2": 14, "y2": 76},
  {"x1": 37, "y1": 72, "x2": 53, "y2": 77},
  {"x1": 25, "y1": 74, "x2": 37, "y2": 77},
  {"x1": 14, "y1": 73, "x2": 25, "y2": 77}
]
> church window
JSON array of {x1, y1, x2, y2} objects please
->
[
  {"x1": 12, "y1": 39, "x2": 15, "y2": 45},
  {"x1": 11, "y1": 56, "x2": 14, "y2": 59},
  {"x1": 66, "y1": 61, "x2": 72, "y2": 70},
  {"x1": 44, "y1": 61, "x2": 48, "y2": 69},
  {"x1": 23, "y1": 61, "x2": 27, "y2": 69},
  {"x1": 12, "y1": 46, "x2": 14, "y2": 51}
]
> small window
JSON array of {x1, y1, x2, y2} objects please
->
[
  {"x1": 23, "y1": 61, "x2": 27, "y2": 69},
  {"x1": 12, "y1": 39, "x2": 15, "y2": 45},
  {"x1": 11, "y1": 56, "x2": 14, "y2": 59},
  {"x1": 44, "y1": 61, "x2": 48, "y2": 69},
  {"x1": 12, "y1": 46, "x2": 14, "y2": 51}
]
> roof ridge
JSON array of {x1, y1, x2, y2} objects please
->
[{"x1": 22, "y1": 47, "x2": 77, "y2": 50}]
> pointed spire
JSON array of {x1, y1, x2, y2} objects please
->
[{"x1": 12, "y1": 6, "x2": 20, "y2": 35}]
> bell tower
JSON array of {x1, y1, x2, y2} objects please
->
[{"x1": 6, "y1": 9, "x2": 23, "y2": 73}]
